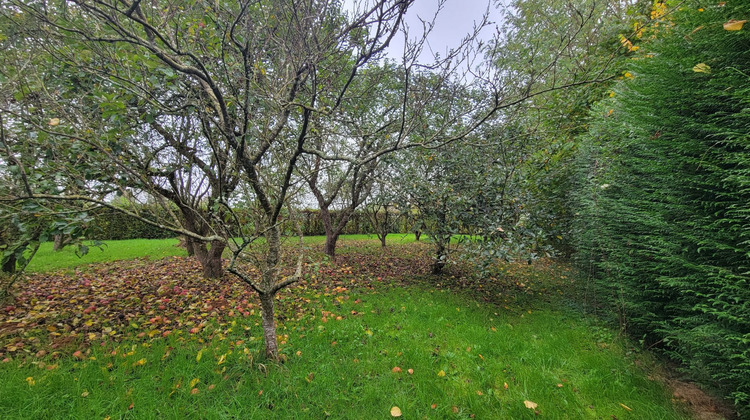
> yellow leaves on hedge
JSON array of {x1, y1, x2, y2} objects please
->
[
  {"x1": 724, "y1": 20, "x2": 747, "y2": 31},
  {"x1": 693, "y1": 63, "x2": 711, "y2": 74}
]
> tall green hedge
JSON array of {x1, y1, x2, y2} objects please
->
[
  {"x1": 89, "y1": 208, "x2": 175, "y2": 240},
  {"x1": 572, "y1": 1, "x2": 750, "y2": 414}
]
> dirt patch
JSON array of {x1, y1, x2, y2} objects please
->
[{"x1": 668, "y1": 379, "x2": 736, "y2": 420}]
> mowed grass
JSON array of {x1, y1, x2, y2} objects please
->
[
  {"x1": 0, "y1": 286, "x2": 688, "y2": 419},
  {"x1": 25, "y1": 238, "x2": 187, "y2": 273},
  {"x1": 24, "y1": 234, "x2": 422, "y2": 273},
  {"x1": 4, "y1": 237, "x2": 692, "y2": 419}
]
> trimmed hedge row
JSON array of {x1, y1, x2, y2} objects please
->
[{"x1": 87, "y1": 207, "x2": 414, "y2": 241}]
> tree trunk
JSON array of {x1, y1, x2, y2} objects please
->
[
  {"x1": 259, "y1": 292, "x2": 279, "y2": 360},
  {"x1": 379, "y1": 234, "x2": 387, "y2": 247},
  {"x1": 432, "y1": 241, "x2": 447, "y2": 275},
  {"x1": 414, "y1": 230, "x2": 421, "y2": 242},
  {"x1": 319, "y1": 206, "x2": 349, "y2": 259},
  {"x1": 324, "y1": 232, "x2": 340, "y2": 259},
  {"x1": 203, "y1": 240, "x2": 225, "y2": 279},
  {"x1": 184, "y1": 236, "x2": 196, "y2": 257},
  {"x1": 53, "y1": 234, "x2": 66, "y2": 251},
  {"x1": 259, "y1": 223, "x2": 283, "y2": 360},
  {"x1": 193, "y1": 240, "x2": 225, "y2": 279}
]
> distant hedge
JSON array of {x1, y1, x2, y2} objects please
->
[
  {"x1": 89, "y1": 208, "x2": 175, "y2": 240},
  {"x1": 87, "y1": 207, "x2": 414, "y2": 241}
]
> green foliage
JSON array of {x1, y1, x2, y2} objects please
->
[{"x1": 571, "y1": 1, "x2": 750, "y2": 413}]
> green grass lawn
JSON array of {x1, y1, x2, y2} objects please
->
[
  {"x1": 25, "y1": 234, "x2": 422, "y2": 273},
  {"x1": 25, "y1": 238, "x2": 187, "y2": 273},
  {"x1": 0, "y1": 285, "x2": 687, "y2": 419},
  {"x1": 3, "y1": 237, "x2": 693, "y2": 419}
]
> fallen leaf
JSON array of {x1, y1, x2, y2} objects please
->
[
  {"x1": 196, "y1": 349, "x2": 203, "y2": 362},
  {"x1": 620, "y1": 403, "x2": 632, "y2": 411},
  {"x1": 189, "y1": 378, "x2": 200, "y2": 388},
  {"x1": 557, "y1": 383, "x2": 563, "y2": 388},
  {"x1": 48, "y1": 118, "x2": 60, "y2": 126},
  {"x1": 693, "y1": 63, "x2": 711, "y2": 73},
  {"x1": 430, "y1": 403, "x2": 437, "y2": 409},
  {"x1": 524, "y1": 400, "x2": 538, "y2": 410},
  {"x1": 452, "y1": 406, "x2": 459, "y2": 413},
  {"x1": 437, "y1": 370, "x2": 446, "y2": 377},
  {"x1": 390, "y1": 406, "x2": 402, "y2": 417},
  {"x1": 190, "y1": 388, "x2": 199, "y2": 395},
  {"x1": 392, "y1": 366, "x2": 402, "y2": 373},
  {"x1": 217, "y1": 354, "x2": 226, "y2": 365},
  {"x1": 476, "y1": 390, "x2": 483, "y2": 395},
  {"x1": 407, "y1": 369, "x2": 414, "y2": 375},
  {"x1": 724, "y1": 20, "x2": 747, "y2": 31},
  {"x1": 81, "y1": 391, "x2": 89, "y2": 398},
  {"x1": 504, "y1": 382, "x2": 509, "y2": 389}
]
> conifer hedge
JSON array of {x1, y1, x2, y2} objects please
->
[{"x1": 572, "y1": 1, "x2": 749, "y2": 414}]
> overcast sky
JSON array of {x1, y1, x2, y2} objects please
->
[
  {"x1": 387, "y1": 0, "x2": 501, "y2": 60},
  {"x1": 344, "y1": 0, "x2": 504, "y2": 62}
]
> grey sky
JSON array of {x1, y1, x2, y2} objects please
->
[
  {"x1": 343, "y1": 0, "x2": 504, "y2": 62},
  {"x1": 388, "y1": 0, "x2": 501, "y2": 60}
]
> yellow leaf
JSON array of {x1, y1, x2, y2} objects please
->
[
  {"x1": 504, "y1": 382, "x2": 509, "y2": 389},
  {"x1": 365, "y1": 329, "x2": 373, "y2": 336},
  {"x1": 390, "y1": 406, "x2": 402, "y2": 417},
  {"x1": 48, "y1": 118, "x2": 60, "y2": 126},
  {"x1": 26, "y1": 377, "x2": 35, "y2": 386},
  {"x1": 196, "y1": 349, "x2": 203, "y2": 362},
  {"x1": 620, "y1": 403, "x2": 633, "y2": 411},
  {"x1": 217, "y1": 354, "x2": 226, "y2": 365},
  {"x1": 133, "y1": 358, "x2": 146, "y2": 367},
  {"x1": 693, "y1": 63, "x2": 711, "y2": 73},
  {"x1": 81, "y1": 390, "x2": 90, "y2": 398},
  {"x1": 524, "y1": 400, "x2": 538, "y2": 409},
  {"x1": 189, "y1": 378, "x2": 200, "y2": 388},
  {"x1": 437, "y1": 370, "x2": 446, "y2": 377},
  {"x1": 724, "y1": 20, "x2": 747, "y2": 31}
]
